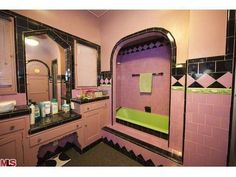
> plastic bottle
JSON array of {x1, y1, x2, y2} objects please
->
[
  {"x1": 62, "y1": 100, "x2": 70, "y2": 113},
  {"x1": 29, "y1": 102, "x2": 35, "y2": 125},
  {"x1": 44, "y1": 101, "x2": 51, "y2": 116},
  {"x1": 51, "y1": 98, "x2": 58, "y2": 114},
  {"x1": 34, "y1": 103, "x2": 40, "y2": 122},
  {"x1": 39, "y1": 102, "x2": 46, "y2": 118}
]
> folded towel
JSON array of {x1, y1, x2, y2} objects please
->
[{"x1": 139, "y1": 73, "x2": 153, "y2": 93}]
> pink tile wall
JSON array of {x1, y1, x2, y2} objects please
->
[
  {"x1": 169, "y1": 88, "x2": 185, "y2": 152},
  {"x1": 184, "y1": 93, "x2": 231, "y2": 166},
  {"x1": 0, "y1": 93, "x2": 27, "y2": 105},
  {"x1": 116, "y1": 46, "x2": 170, "y2": 115}
]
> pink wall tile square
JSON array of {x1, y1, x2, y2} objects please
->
[
  {"x1": 198, "y1": 104, "x2": 213, "y2": 114},
  {"x1": 197, "y1": 124, "x2": 212, "y2": 136}
]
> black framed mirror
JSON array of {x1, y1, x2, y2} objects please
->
[{"x1": 23, "y1": 29, "x2": 72, "y2": 107}]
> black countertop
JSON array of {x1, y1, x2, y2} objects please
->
[
  {"x1": 0, "y1": 105, "x2": 31, "y2": 120},
  {"x1": 29, "y1": 111, "x2": 81, "y2": 134},
  {"x1": 71, "y1": 95, "x2": 109, "y2": 104}
]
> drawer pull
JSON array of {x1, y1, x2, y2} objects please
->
[
  {"x1": 87, "y1": 107, "x2": 90, "y2": 110},
  {"x1": 9, "y1": 125, "x2": 15, "y2": 131},
  {"x1": 85, "y1": 124, "x2": 87, "y2": 127},
  {"x1": 37, "y1": 138, "x2": 42, "y2": 143},
  {"x1": 76, "y1": 124, "x2": 81, "y2": 129}
]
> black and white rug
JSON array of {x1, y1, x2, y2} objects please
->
[{"x1": 43, "y1": 152, "x2": 71, "y2": 166}]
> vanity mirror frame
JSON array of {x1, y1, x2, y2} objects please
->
[{"x1": 0, "y1": 10, "x2": 101, "y2": 103}]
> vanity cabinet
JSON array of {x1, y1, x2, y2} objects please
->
[
  {"x1": 0, "y1": 132, "x2": 24, "y2": 166},
  {"x1": 83, "y1": 110, "x2": 101, "y2": 146},
  {"x1": 0, "y1": 16, "x2": 17, "y2": 94},
  {"x1": 0, "y1": 116, "x2": 28, "y2": 166},
  {"x1": 78, "y1": 99, "x2": 109, "y2": 147}
]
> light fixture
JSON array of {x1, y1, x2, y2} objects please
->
[
  {"x1": 166, "y1": 32, "x2": 174, "y2": 42},
  {"x1": 25, "y1": 38, "x2": 39, "y2": 46},
  {"x1": 176, "y1": 64, "x2": 184, "y2": 68}
]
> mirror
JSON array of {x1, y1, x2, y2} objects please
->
[{"x1": 25, "y1": 33, "x2": 66, "y2": 109}]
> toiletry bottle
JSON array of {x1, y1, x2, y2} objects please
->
[
  {"x1": 62, "y1": 100, "x2": 70, "y2": 113},
  {"x1": 44, "y1": 101, "x2": 51, "y2": 116},
  {"x1": 34, "y1": 103, "x2": 40, "y2": 122},
  {"x1": 29, "y1": 101, "x2": 35, "y2": 125},
  {"x1": 51, "y1": 98, "x2": 58, "y2": 114},
  {"x1": 39, "y1": 102, "x2": 46, "y2": 118}
]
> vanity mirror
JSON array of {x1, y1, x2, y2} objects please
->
[{"x1": 24, "y1": 30, "x2": 71, "y2": 109}]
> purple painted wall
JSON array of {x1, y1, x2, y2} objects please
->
[{"x1": 116, "y1": 46, "x2": 171, "y2": 115}]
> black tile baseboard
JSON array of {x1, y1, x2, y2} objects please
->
[{"x1": 102, "y1": 126, "x2": 182, "y2": 165}]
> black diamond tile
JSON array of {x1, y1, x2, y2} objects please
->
[
  {"x1": 216, "y1": 60, "x2": 232, "y2": 72},
  {"x1": 173, "y1": 82, "x2": 183, "y2": 87},
  {"x1": 207, "y1": 81, "x2": 226, "y2": 88},
  {"x1": 173, "y1": 75, "x2": 183, "y2": 80},
  {"x1": 199, "y1": 62, "x2": 215, "y2": 74},
  {"x1": 188, "y1": 82, "x2": 204, "y2": 88},
  {"x1": 208, "y1": 73, "x2": 225, "y2": 80}
]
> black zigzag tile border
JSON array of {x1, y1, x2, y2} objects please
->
[
  {"x1": 102, "y1": 126, "x2": 182, "y2": 165},
  {"x1": 102, "y1": 137, "x2": 156, "y2": 166}
]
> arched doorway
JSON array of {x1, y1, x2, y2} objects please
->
[{"x1": 26, "y1": 59, "x2": 50, "y2": 103}]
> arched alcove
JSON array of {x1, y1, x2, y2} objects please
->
[{"x1": 109, "y1": 28, "x2": 185, "y2": 161}]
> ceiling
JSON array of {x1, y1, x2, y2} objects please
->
[{"x1": 88, "y1": 10, "x2": 108, "y2": 18}]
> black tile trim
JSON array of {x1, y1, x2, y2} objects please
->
[
  {"x1": 116, "y1": 119, "x2": 169, "y2": 140},
  {"x1": 102, "y1": 137, "x2": 155, "y2": 166},
  {"x1": 81, "y1": 138, "x2": 103, "y2": 153},
  {"x1": 102, "y1": 126, "x2": 182, "y2": 164}
]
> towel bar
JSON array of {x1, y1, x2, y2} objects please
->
[{"x1": 131, "y1": 72, "x2": 164, "y2": 77}]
